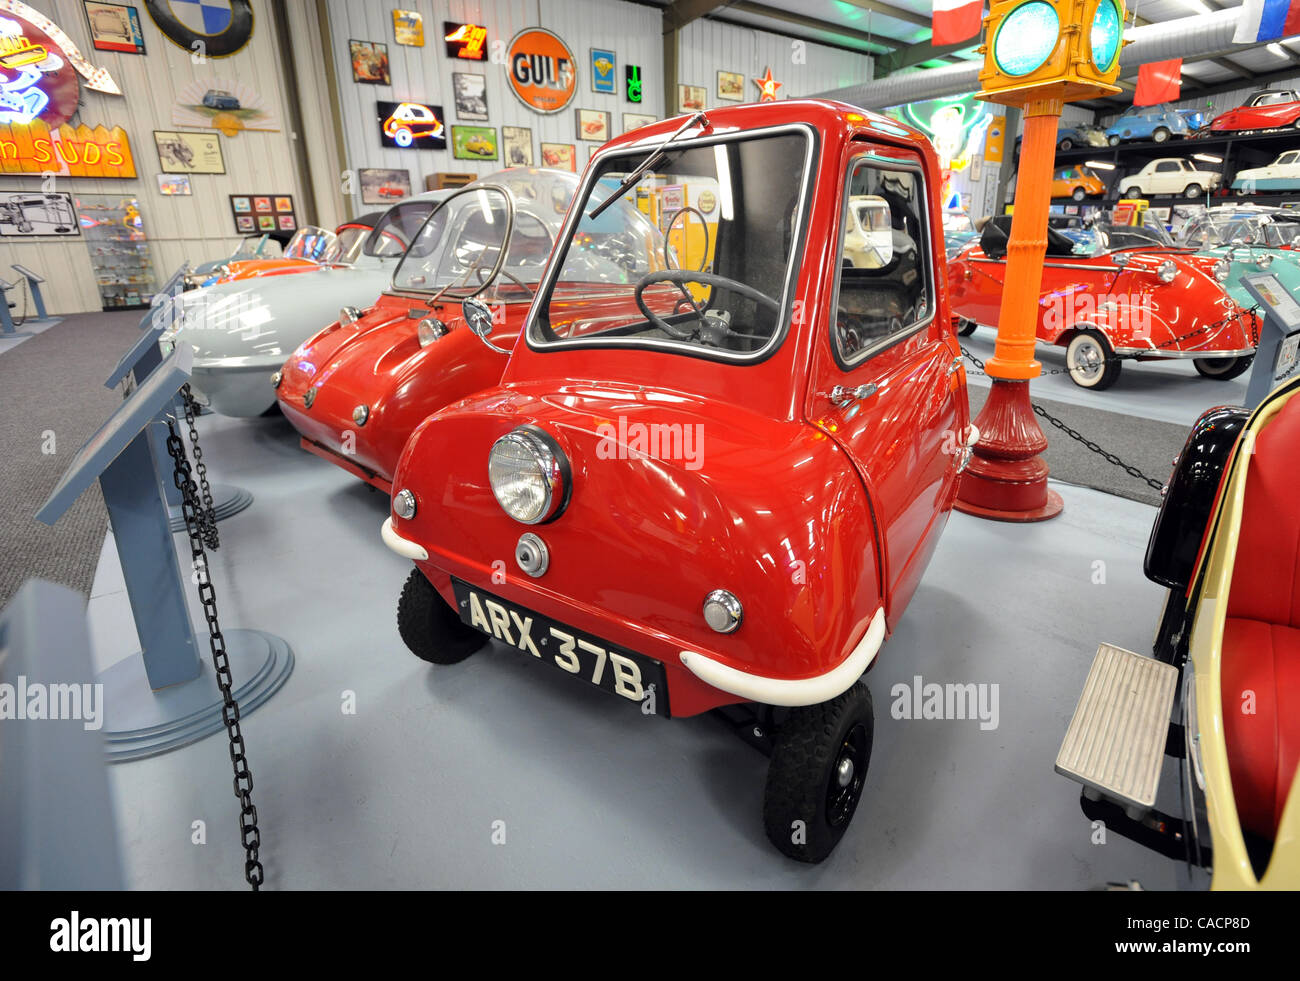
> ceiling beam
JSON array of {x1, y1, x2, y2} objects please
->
[
  {"x1": 877, "y1": 37, "x2": 979, "y2": 75},
  {"x1": 838, "y1": 0, "x2": 934, "y2": 31},
  {"x1": 662, "y1": 0, "x2": 727, "y2": 32},
  {"x1": 728, "y1": 1, "x2": 898, "y2": 54}
]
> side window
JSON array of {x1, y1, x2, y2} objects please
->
[
  {"x1": 831, "y1": 158, "x2": 931, "y2": 364},
  {"x1": 1155, "y1": 161, "x2": 1179, "y2": 173}
]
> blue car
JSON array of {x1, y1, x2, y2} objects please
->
[
  {"x1": 201, "y1": 89, "x2": 241, "y2": 111},
  {"x1": 1105, "y1": 103, "x2": 1199, "y2": 145},
  {"x1": 1014, "y1": 121, "x2": 1107, "y2": 155}
]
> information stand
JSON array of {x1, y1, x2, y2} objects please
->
[
  {"x1": 0, "y1": 266, "x2": 63, "y2": 335},
  {"x1": 1240, "y1": 272, "x2": 1300, "y2": 409},
  {"x1": 35, "y1": 344, "x2": 293, "y2": 761}
]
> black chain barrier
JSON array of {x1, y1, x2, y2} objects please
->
[
  {"x1": 180, "y1": 384, "x2": 220, "y2": 551},
  {"x1": 164, "y1": 419, "x2": 264, "y2": 891}
]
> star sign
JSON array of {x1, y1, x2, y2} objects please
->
[{"x1": 753, "y1": 67, "x2": 781, "y2": 102}]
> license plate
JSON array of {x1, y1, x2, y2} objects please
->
[{"x1": 451, "y1": 578, "x2": 669, "y2": 716}]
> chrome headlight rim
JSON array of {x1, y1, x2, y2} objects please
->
[
  {"x1": 339, "y1": 305, "x2": 362, "y2": 325},
  {"x1": 1157, "y1": 259, "x2": 1177, "y2": 284},
  {"x1": 393, "y1": 488, "x2": 416, "y2": 520},
  {"x1": 417, "y1": 317, "x2": 446, "y2": 347},
  {"x1": 488, "y1": 425, "x2": 570, "y2": 525},
  {"x1": 1213, "y1": 259, "x2": 1230, "y2": 283}
]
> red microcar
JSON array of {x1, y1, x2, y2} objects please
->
[
  {"x1": 276, "y1": 169, "x2": 582, "y2": 493},
  {"x1": 948, "y1": 214, "x2": 1258, "y2": 389},
  {"x1": 381, "y1": 101, "x2": 975, "y2": 863},
  {"x1": 1209, "y1": 89, "x2": 1300, "y2": 134}
]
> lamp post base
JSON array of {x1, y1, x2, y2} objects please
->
[{"x1": 955, "y1": 378, "x2": 1063, "y2": 523}]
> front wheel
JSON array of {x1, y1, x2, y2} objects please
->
[
  {"x1": 1184, "y1": 183, "x2": 1203, "y2": 199},
  {"x1": 394, "y1": 128, "x2": 414, "y2": 147},
  {"x1": 1066, "y1": 330, "x2": 1122, "y2": 390},
  {"x1": 957, "y1": 318, "x2": 977, "y2": 337},
  {"x1": 1059, "y1": 137, "x2": 1073, "y2": 151},
  {"x1": 1123, "y1": 186, "x2": 1143, "y2": 199},
  {"x1": 397, "y1": 568, "x2": 485, "y2": 664},
  {"x1": 763, "y1": 681, "x2": 874, "y2": 863},
  {"x1": 1108, "y1": 135, "x2": 1120, "y2": 146},
  {"x1": 1153, "y1": 127, "x2": 1171, "y2": 143},
  {"x1": 1194, "y1": 355, "x2": 1253, "y2": 380},
  {"x1": 1071, "y1": 187, "x2": 1086, "y2": 202}
]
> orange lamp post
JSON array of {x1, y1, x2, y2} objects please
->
[{"x1": 955, "y1": 0, "x2": 1126, "y2": 521}]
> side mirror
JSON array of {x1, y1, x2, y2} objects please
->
[
  {"x1": 1112, "y1": 253, "x2": 1130, "y2": 267},
  {"x1": 461, "y1": 297, "x2": 511, "y2": 355}
]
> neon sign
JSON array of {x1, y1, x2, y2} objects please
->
[{"x1": 444, "y1": 21, "x2": 487, "y2": 61}]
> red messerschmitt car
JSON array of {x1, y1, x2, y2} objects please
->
[
  {"x1": 276, "y1": 169, "x2": 589, "y2": 492},
  {"x1": 949, "y1": 214, "x2": 1258, "y2": 389},
  {"x1": 1209, "y1": 89, "x2": 1300, "y2": 134},
  {"x1": 381, "y1": 100, "x2": 976, "y2": 863}
]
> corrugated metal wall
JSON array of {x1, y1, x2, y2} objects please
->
[
  {"x1": 3, "y1": 0, "x2": 308, "y2": 314},
  {"x1": 324, "y1": 0, "x2": 666, "y2": 212}
]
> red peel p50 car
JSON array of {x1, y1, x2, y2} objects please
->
[
  {"x1": 949, "y1": 214, "x2": 1258, "y2": 389},
  {"x1": 381, "y1": 100, "x2": 974, "y2": 863}
]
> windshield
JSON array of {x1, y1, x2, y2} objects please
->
[
  {"x1": 330, "y1": 224, "x2": 372, "y2": 263},
  {"x1": 529, "y1": 129, "x2": 811, "y2": 358},
  {"x1": 283, "y1": 227, "x2": 336, "y2": 261},
  {"x1": 1178, "y1": 212, "x2": 1300, "y2": 250},
  {"x1": 1068, "y1": 212, "x2": 1174, "y2": 257},
  {"x1": 229, "y1": 235, "x2": 280, "y2": 261},
  {"x1": 367, "y1": 200, "x2": 437, "y2": 258}
]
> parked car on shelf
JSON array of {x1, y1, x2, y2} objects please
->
[
  {"x1": 948, "y1": 212, "x2": 1257, "y2": 389},
  {"x1": 1051, "y1": 164, "x2": 1107, "y2": 201},
  {"x1": 1177, "y1": 208, "x2": 1300, "y2": 310},
  {"x1": 1119, "y1": 157, "x2": 1221, "y2": 199},
  {"x1": 381, "y1": 100, "x2": 975, "y2": 864},
  {"x1": 277, "y1": 169, "x2": 598, "y2": 493},
  {"x1": 1232, "y1": 149, "x2": 1300, "y2": 193},
  {"x1": 1056, "y1": 377, "x2": 1300, "y2": 889},
  {"x1": 1105, "y1": 103, "x2": 1199, "y2": 144},
  {"x1": 161, "y1": 190, "x2": 454, "y2": 417},
  {"x1": 1210, "y1": 89, "x2": 1300, "y2": 134},
  {"x1": 1014, "y1": 120, "x2": 1108, "y2": 154}
]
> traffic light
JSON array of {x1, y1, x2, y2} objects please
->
[{"x1": 977, "y1": 0, "x2": 1126, "y2": 107}]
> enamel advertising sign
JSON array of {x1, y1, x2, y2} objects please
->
[{"x1": 506, "y1": 28, "x2": 576, "y2": 114}]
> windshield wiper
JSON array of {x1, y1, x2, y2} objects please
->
[{"x1": 588, "y1": 111, "x2": 708, "y2": 221}]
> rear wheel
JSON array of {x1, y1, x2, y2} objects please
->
[
  {"x1": 1108, "y1": 135, "x2": 1120, "y2": 146},
  {"x1": 397, "y1": 568, "x2": 484, "y2": 664},
  {"x1": 1124, "y1": 186, "x2": 1143, "y2": 199},
  {"x1": 1071, "y1": 186, "x2": 1086, "y2": 201},
  {"x1": 763, "y1": 682, "x2": 874, "y2": 864},
  {"x1": 1194, "y1": 355, "x2": 1253, "y2": 380},
  {"x1": 1059, "y1": 137, "x2": 1074, "y2": 151},
  {"x1": 957, "y1": 318, "x2": 977, "y2": 337},
  {"x1": 1153, "y1": 127, "x2": 1171, "y2": 143},
  {"x1": 1066, "y1": 330, "x2": 1122, "y2": 390}
]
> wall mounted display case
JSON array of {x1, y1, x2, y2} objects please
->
[{"x1": 75, "y1": 195, "x2": 157, "y2": 310}]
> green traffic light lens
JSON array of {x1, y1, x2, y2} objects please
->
[
  {"x1": 993, "y1": 1, "x2": 1060, "y2": 77},
  {"x1": 1091, "y1": 0, "x2": 1121, "y2": 72}
]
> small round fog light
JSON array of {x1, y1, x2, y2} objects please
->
[
  {"x1": 393, "y1": 489, "x2": 416, "y2": 519},
  {"x1": 702, "y1": 590, "x2": 743, "y2": 634},
  {"x1": 303, "y1": 387, "x2": 316, "y2": 409},
  {"x1": 271, "y1": 370, "x2": 282, "y2": 389},
  {"x1": 353, "y1": 404, "x2": 370, "y2": 426},
  {"x1": 515, "y1": 533, "x2": 549, "y2": 578}
]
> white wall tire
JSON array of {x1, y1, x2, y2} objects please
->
[{"x1": 1065, "y1": 330, "x2": 1121, "y2": 390}]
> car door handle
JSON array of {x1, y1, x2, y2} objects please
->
[
  {"x1": 947, "y1": 357, "x2": 965, "y2": 375},
  {"x1": 824, "y1": 383, "x2": 877, "y2": 407}
]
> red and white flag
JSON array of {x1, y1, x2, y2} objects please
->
[{"x1": 933, "y1": 0, "x2": 982, "y2": 46}]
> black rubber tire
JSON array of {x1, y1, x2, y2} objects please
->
[
  {"x1": 1194, "y1": 355, "x2": 1253, "y2": 380},
  {"x1": 1108, "y1": 135, "x2": 1120, "y2": 146},
  {"x1": 1066, "y1": 330, "x2": 1122, "y2": 391},
  {"x1": 1153, "y1": 127, "x2": 1171, "y2": 143},
  {"x1": 957, "y1": 318, "x2": 977, "y2": 337},
  {"x1": 397, "y1": 568, "x2": 485, "y2": 664},
  {"x1": 1184, "y1": 184, "x2": 1203, "y2": 199},
  {"x1": 1071, "y1": 187, "x2": 1086, "y2": 201},
  {"x1": 1059, "y1": 137, "x2": 1073, "y2": 151},
  {"x1": 763, "y1": 681, "x2": 874, "y2": 864},
  {"x1": 1123, "y1": 186, "x2": 1143, "y2": 199}
]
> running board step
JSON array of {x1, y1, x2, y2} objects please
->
[{"x1": 1055, "y1": 643, "x2": 1178, "y2": 816}]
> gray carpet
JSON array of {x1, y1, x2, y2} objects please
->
[
  {"x1": 968, "y1": 384, "x2": 1189, "y2": 508},
  {"x1": 0, "y1": 311, "x2": 143, "y2": 609}
]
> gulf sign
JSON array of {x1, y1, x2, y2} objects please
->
[{"x1": 506, "y1": 28, "x2": 575, "y2": 114}]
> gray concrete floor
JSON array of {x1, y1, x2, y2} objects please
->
[{"x1": 87, "y1": 408, "x2": 1197, "y2": 890}]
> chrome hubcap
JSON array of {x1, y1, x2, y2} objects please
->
[{"x1": 836, "y1": 757, "x2": 854, "y2": 787}]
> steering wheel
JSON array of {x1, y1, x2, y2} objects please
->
[{"x1": 634, "y1": 269, "x2": 781, "y2": 345}]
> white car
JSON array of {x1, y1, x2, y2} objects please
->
[
  {"x1": 1120, "y1": 158, "x2": 1222, "y2": 199},
  {"x1": 1233, "y1": 150, "x2": 1300, "y2": 193},
  {"x1": 843, "y1": 194, "x2": 895, "y2": 268},
  {"x1": 162, "y1": 190, "x2": 453, "y2": 417}
]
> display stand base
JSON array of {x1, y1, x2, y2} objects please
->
[
  {"x1": 167, "y1": 483, "x2": 253, "y2": 532},
  {"x1": 100, "y1": 628, "x2": 294, "y2": 762}
]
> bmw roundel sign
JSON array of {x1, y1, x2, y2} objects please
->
[{"x1": 144, "y1": 0, "x2": 254, "y2": 58}]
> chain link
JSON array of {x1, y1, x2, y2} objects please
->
[
  {"x1": 164, "y1": 420, "x2": 264, "y2": 891},
  {"x1": 180, "y1": 384, "x2": 219, "y2": 551}
]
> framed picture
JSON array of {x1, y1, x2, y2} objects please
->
[
  {"x1": 359, "y1": 167, "x2": 412, "y2": 204},
  {"x1": 350, "y1": 40, "x2": 391, "y2": 84},
  {"x1": 576, "y1": 108, "x2": 610, "y2": 143},
  {"x1": 590, "y1": 48, "x2": 615, "y2": 94},
  {"x1": 278, "y1": 214, "x2": 297, "y2": 231},
  {"x1": 377, "y1": 100, "x2": 447, "y2": 149},
  {"x1": 540, "y1": 142, "x2": 576, "y2": 172},
  {"x1": 257, "y1": 215, "x2": 276, "y2": 231},
  {"x1": 153, "y1": 130, "x2": 224, "y2": 174},
  {"x1": 231, "y1": 196, "x2": 251, "y2": 213},
  {"x1": 84, "y1": 2, "x2": 146, "y2": 54},
  {"x1": 235, "y1": 214, "x2": 255, "y2": 232},
  {"x1": 622, "y1": 112, "x2": 657, "y2": 134},
  {"x1": 716, "y1": 71, "x2": 744, "y2": 102},
  {"x1": 156, "y1": 173, "x2": 191, "y2": 196},
  {"x1": 452, "y1": 72, "x2": 488, "y2": 122},
  {"x1": 451, "y1": 125, "x2": 498, "y2": 161},
  {"x1": 501, "y1": 126, "x2": 533, "y2": 167},
  {"x1": 274, "y1": 196, "x2": 293, "y2": 212},
  {"x1": 0, "y1": 190, "x2": 79, "y2": 236},
  {"x1": 392, "y1": 9, "x2": 423, "y2": 46},
  {"x1": 678, "y1": 84, "x2": 706, "y2": 113},
  {"x1": 253, "y1": 197, "x2": 272, "y2": 213}
]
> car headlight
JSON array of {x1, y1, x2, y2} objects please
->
[
  {"x1": 1258, "y1": 254, "x2": 1274, "y2": 270},
  {"x1": 340, "y1": 306, "x2": 361, "y2": 325},
  {"x1": 488, "y1": 427, "x2": 569, "y2": 525},
  {"x1": 1213, "y1": 259, "x2": 1230, "y2": 283},
  {"x1": 417, "y1": 317, "x2": 446, "y2": 347},
  {"x1": 1157, "y1": 260, "x2": 1177, "y2": 284}
]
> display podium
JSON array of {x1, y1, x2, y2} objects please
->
[
  {"x1": 1240, "y1": 272, "x2": 1300, "y2": 409},
  {"x1": 0, "y1": 265, "x2": 63, "y2": 335},
  {"x1": 36, "y1": 344, "x2": 293, "y2": 761}
]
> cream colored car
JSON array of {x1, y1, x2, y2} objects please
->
[
  {"x1": 843, "y1": 194, "x2": 894, "y2": 268},
  {"x1": 1120, "y1": 157, "x2": 1222, "y2": 199}
]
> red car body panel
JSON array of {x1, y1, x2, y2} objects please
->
[
  {"x1": 948, "y1": 244, "x2": 1255, "y2": 358},
  {"x1": 1211, "y1": 100, "x2": 1300, "y2": 133},
  {"x1": 387, "y1": 100, "x2": 970, "y2": 718}
]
